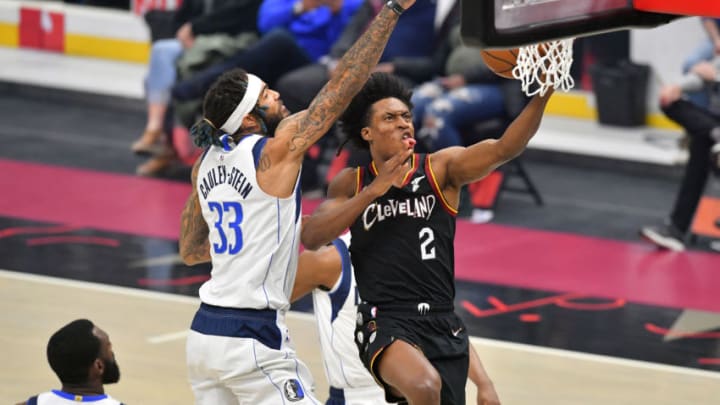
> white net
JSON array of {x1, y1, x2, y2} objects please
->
[{"x1": 512, "y1": 38, "x2": 575, "y2": 97}]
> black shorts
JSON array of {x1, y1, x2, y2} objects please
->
[{"x1": 355, "y1": 303, "x2": 469, "y2": 404}]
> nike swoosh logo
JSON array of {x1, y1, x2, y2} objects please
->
[{"x1": 451, "y1": 327, "x2": 463, "y2": 337}]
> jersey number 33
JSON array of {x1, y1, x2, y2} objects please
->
[{"x1": 208, "y1": 201, "x2": 244, "y2": 254}]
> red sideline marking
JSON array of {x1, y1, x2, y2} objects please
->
[
  {"x1": 461, "y1": 293, "x2": 585, "y2": 317},
  {"x1": 698, "y1": 358, "x2": 720, "y2": 365},
  {"x1": 487, "y1": 296, "x2": 508, "y2": 311},
  {"x1": 138, "y1": 275, "x2": 210, "y2": 287},
  {"x1": 454, "y1": 221, "x2": 720, "y2": 313},
  {"x1": 1, "y1": 159, "x2": 720, "y2": 312},
  {"x1": 26, "y1": 236, "x2": 119, "y2": 247},
  {"x1": 519, "y1": 313, "x2": 541, "y2": 322},
  {"x1": 644, "y1": 323, "x2": 720, "y2": 339},
  {"x1": 0, "y1": 225, "x2": 82, "y2": 239},
  {"x1": 0, "y1": 159, "x2": 192, "y2": 240}
]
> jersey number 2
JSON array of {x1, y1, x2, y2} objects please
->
[
  {"x1": 208, "y1": 201, "x2": 244, "y2": 254},
  {"x1": 419, "y1": 227, "x2": 436, "y2": 260}
]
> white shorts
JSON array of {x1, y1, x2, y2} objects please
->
[
  {"x1": 186, "y1": 304, "x2": 319, "y2": 405},
  {"x1": 327, "y1": 385, "x2": 393, "y2": 405}
]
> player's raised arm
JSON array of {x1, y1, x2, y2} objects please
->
[
  {"x1": 434, "y1": 90, "x2": 553, "y2": 189},
  {"x1": 270, "y1": 0, "x2": 417, "y2": 161}
]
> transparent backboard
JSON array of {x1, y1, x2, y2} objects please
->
[{"x1": 462, "y1": 0, "x2": 679, "y2": 48}]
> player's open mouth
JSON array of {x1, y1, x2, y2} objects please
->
[{"x1": 402, "y1": 133, "x2": 416, "y2": 148}]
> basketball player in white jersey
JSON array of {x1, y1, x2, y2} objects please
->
[
  {"x1": 17, "y1": 319, "x2": 123, "y2": 405},
  {"x1": 292, "y1": 233, "x2": 390, "y2": 405},
  {"x1": 293, "y1": 233, "x2": 501, "y2": 405},
  {"x1": 178, "y1": 0, "x2": 419, "y2": 403}
]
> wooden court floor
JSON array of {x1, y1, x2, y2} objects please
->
[{"x1": 2, "y1": 269, "x2": 719, "y2": 405}]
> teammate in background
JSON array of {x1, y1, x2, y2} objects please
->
[
  {"x1": 302, "y1": 72, "x2": 550, "y2": 404},
  {"x1": 293, "y1": 233, "x2": 392, "y2": 405},
  {"x1": 293, "y1": 233, "x2": 501, "y2": 405},
  {"x1": 17, "y1": 319, "x2": 123, "y2": 405},
  {"x1": 177, "y1": 0, "x2": 419, "y2": 403}
]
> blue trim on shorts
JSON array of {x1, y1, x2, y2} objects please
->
[
  {"x1": 327, "y1": 387, "x2": 345, "y2": 405},
  {"x1": 329, "y1": 238, "x2": 352, "y2": 322},
  {"x1": 190, "y1": 303, "x2": 282, "y2": 350}
]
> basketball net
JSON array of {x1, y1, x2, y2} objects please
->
[{"x1": 513, "y1": 38, "x2": 575, "y2": 97}]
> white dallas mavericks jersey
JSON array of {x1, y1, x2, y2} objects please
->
[
  {"x1": 28, "y1": 391, "x2": 123, "y2": 404},
  {"x1": 197, "y1": 135, "x2": 301, "y2": 310},
  {"x1": 312, "y1": 234, "x2": 386, "y2": 400}
]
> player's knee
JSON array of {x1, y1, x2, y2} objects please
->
[{"x1": 405, "y1": 369, "x2": 441, "y2": 403}]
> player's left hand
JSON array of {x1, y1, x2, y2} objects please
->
[
  {"x1": 477, "y1": 383, "x2": 501, "y2": 405},
  {"x1": 367, "y1": 148, "x2": 413, "y2": 195}
]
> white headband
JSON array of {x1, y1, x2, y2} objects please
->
[{"x1": 220, "y1": 73, "x2": 263, "y2": 134}]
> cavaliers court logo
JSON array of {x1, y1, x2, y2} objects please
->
[{"x1": 283, "y1": 379, "x2": 305, "y2": 402}]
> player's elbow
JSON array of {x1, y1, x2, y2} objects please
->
[
  {"x1": 179, "y1": 244, "x2": 201, "y2": 266},
  {"x1": 179, "y1": 250, "x2": 196, "y2": 266},
  {"x1": 301, "y1": 228, "x2": 324, "y2": 251}
]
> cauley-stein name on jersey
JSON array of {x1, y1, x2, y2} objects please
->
[
  {"x1": 199, "y1": 165, "x2": 253, "y2": 200},
  {"x1": 362, "y1": 195, "x2": 436, "y2": 230}
]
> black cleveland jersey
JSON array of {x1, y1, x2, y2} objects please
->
[{"x1": 349, "y1": 153, "x2": 457, "y2": 305}]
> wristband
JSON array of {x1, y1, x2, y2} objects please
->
[{"x1": 386, "y1": 0, "x2": 405, "y2": 15}]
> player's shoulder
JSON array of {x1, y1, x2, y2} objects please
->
[
  {"x1": 327, "y1": 167, "x2": 360, "y2": 198},
  {"x1": 429, "y1": 146, "x2": 465, "y2": 163}
]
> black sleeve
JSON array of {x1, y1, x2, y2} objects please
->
[{"x1": 190, "y1": 0, "x2": 263, "y2": 36}]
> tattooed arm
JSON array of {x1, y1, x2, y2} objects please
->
[
  {"x1": 267, "y1": 0, "x2": 417, "y2": 163},
  {"x1": 179, "y1": 158, "x2": 211, "y2": 265}
]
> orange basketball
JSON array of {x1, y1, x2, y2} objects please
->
[{"x1": 480, "y1": 48, "x2": 519, "y2": 79}]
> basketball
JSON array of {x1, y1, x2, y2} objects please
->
[{"x1": 480, "y1": 48, "x2": 520, "y2": 79}]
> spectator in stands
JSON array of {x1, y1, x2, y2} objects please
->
[
  {"x1": 639, "y1": 53, "x2": 720, "y2": 252},
  {"x1": 16, "y1": 319, "x2": 122, "y2": 405},
  {"x1": 133, "y1": 0, "x2": 262, "y2": 176},
  {"x1": 682, "y1": 18, "x2": 720, "y2": 108},
  {"x1": 171, "y1": 0, "x2": 363, "y2": 103}
]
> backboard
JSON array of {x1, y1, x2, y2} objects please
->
[{"x1": 461, "y1": 0, "x2": 678, "y2": 48}]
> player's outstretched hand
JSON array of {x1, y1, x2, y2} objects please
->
[{"x1": 367, "y1": 148, "x2": 413, "y2": 196}]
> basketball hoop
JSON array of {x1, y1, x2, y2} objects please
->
[{"x1": 513, "y1": 38, "x2": 575, "y2": 97}]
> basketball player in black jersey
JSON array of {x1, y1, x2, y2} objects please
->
[{"x1": 302, "y1": 72, "x2": 552, "y2": 405}]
